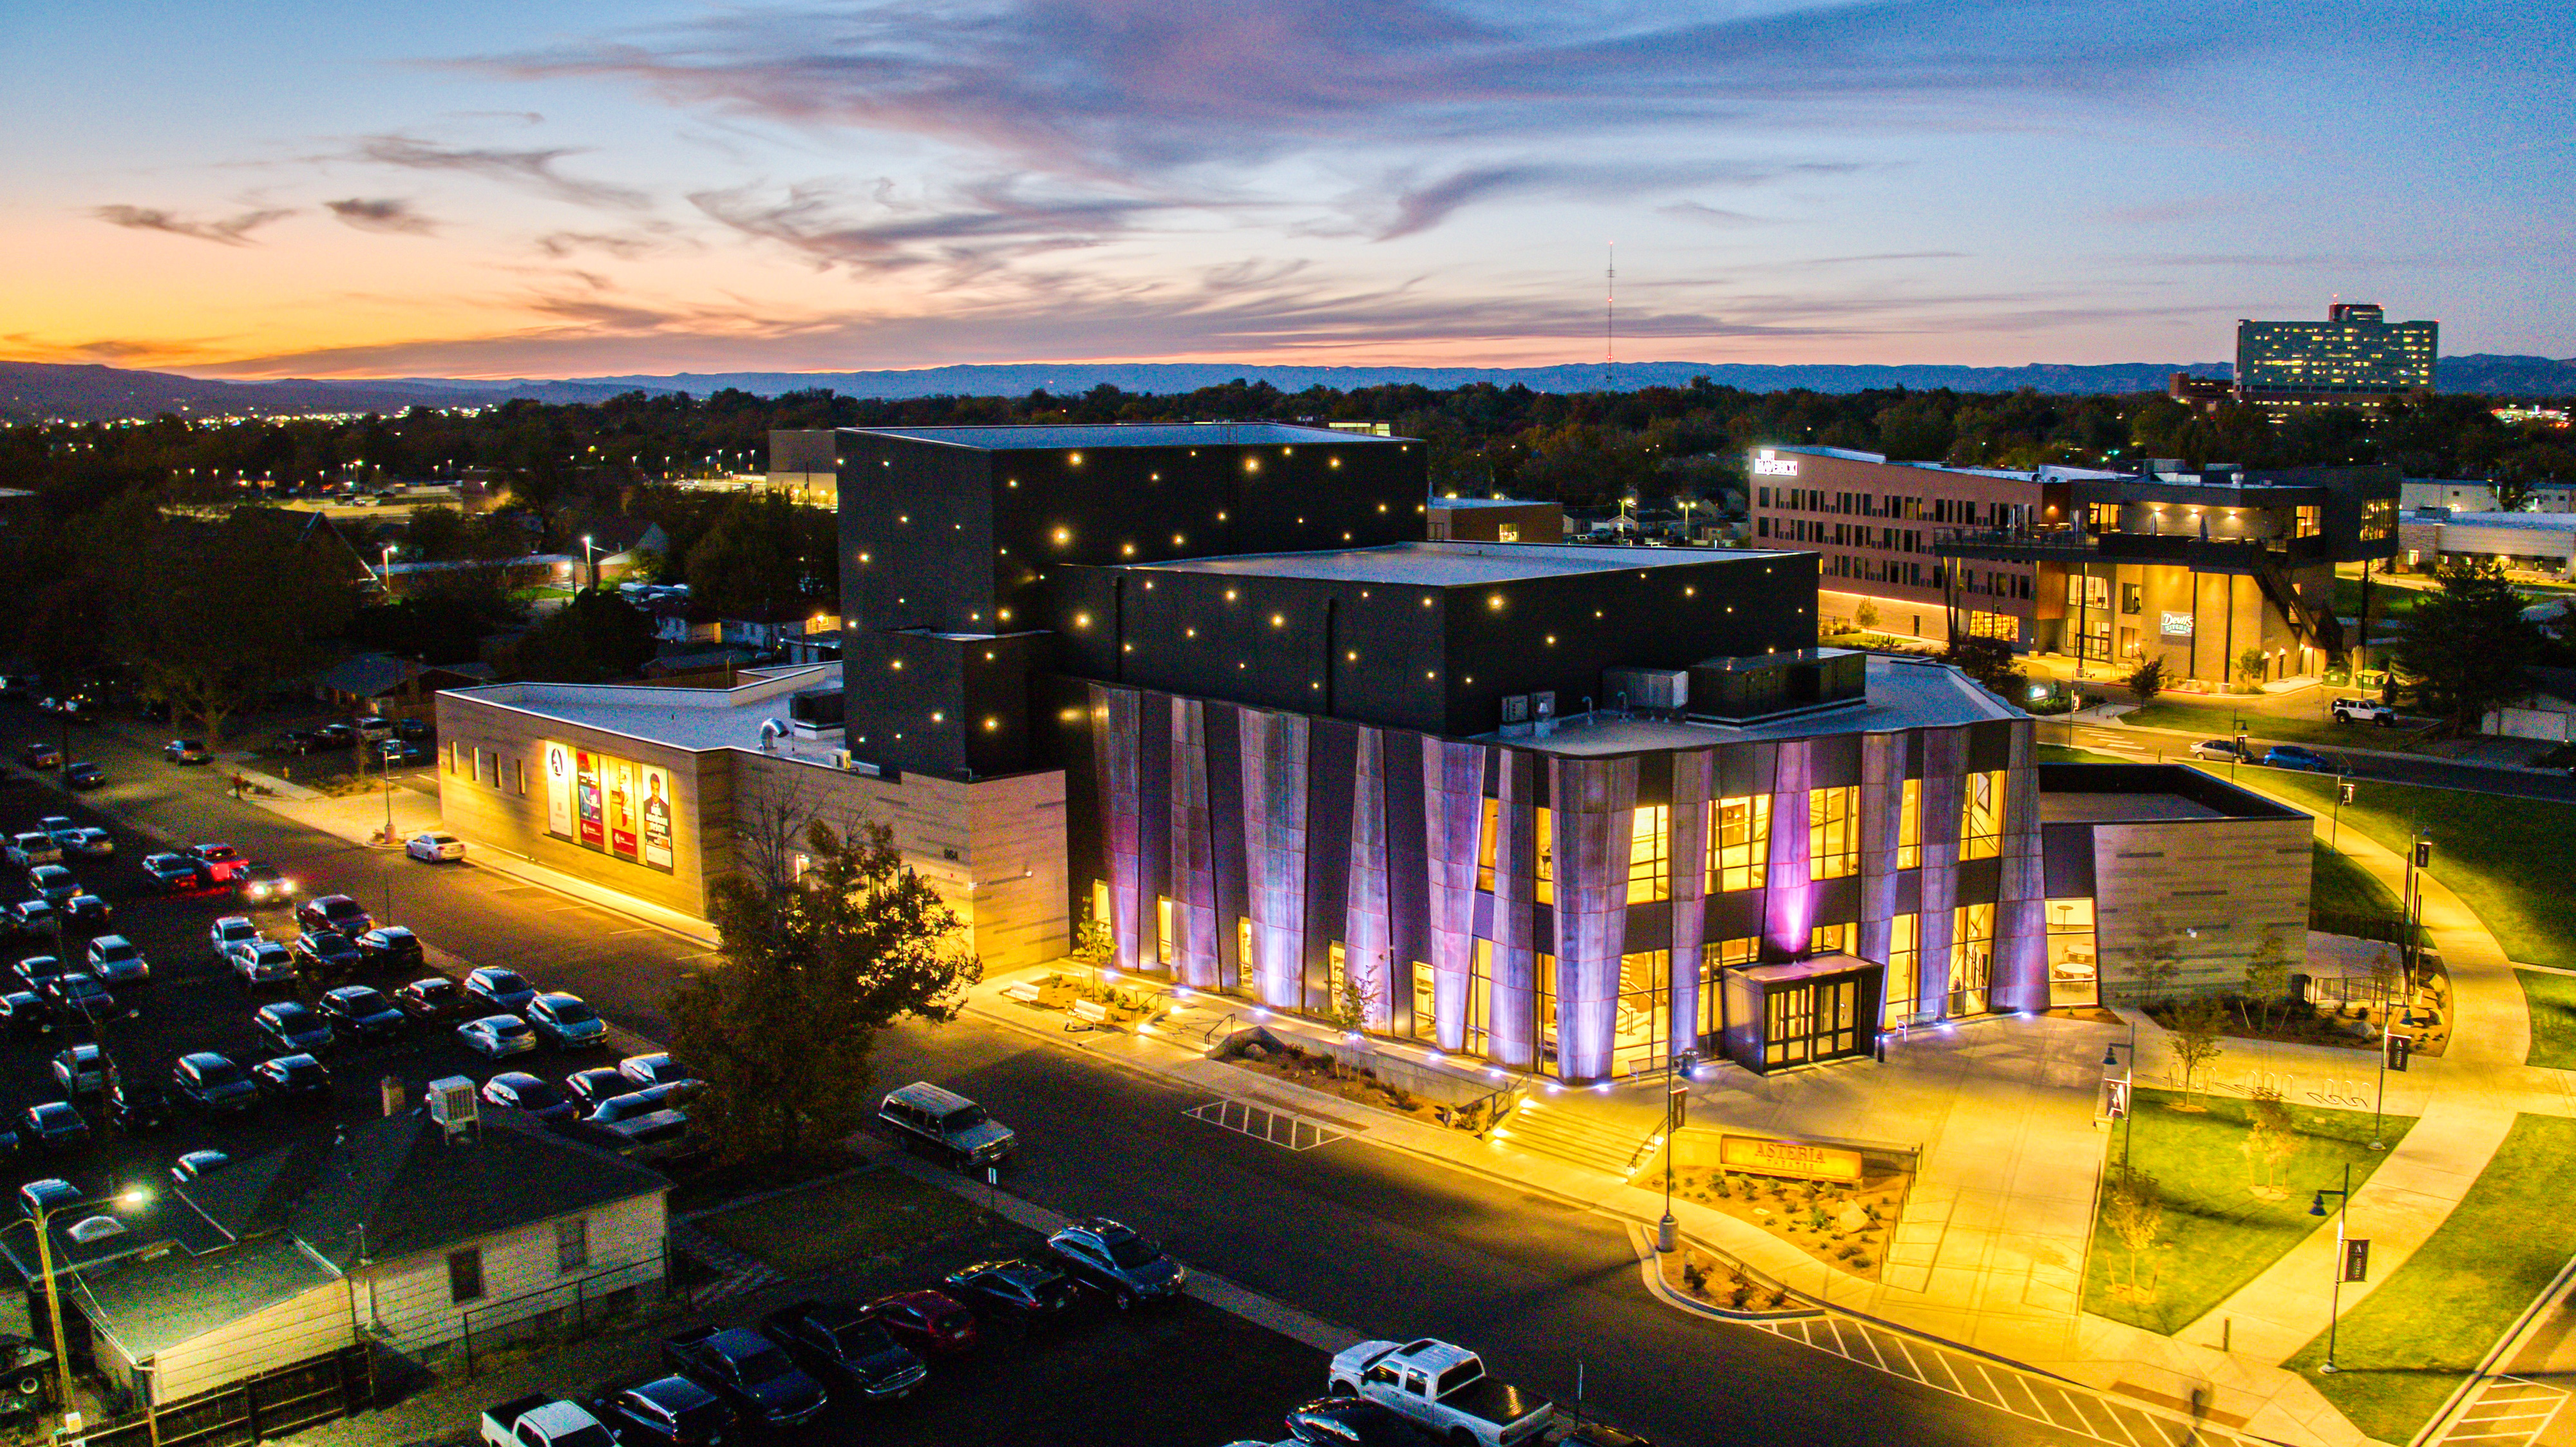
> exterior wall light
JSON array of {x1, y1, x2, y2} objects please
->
[
  {"x1": 1054, "y1": 527, "x2": 1071, "y2": 544},
  {"x1": 1070, "y1": 452, "x2": 1083, "y2": 464}
]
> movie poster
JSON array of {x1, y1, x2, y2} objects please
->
[
  {"x1": 544, "y1": 743, "x2": 574, "y2": 838},
  {"x1": 607, "y1": 758, "x2": 639, "y2": 859},
  {"x1": 576, "y1": 750, "x2": 605, "y2": 849},
  {"x1": 640, "y1": 764, "x2": 676, "y2": 873}
]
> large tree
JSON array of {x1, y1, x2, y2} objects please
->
[
  {"x1": 667, "y1": 815, "x2": 979, "y2": 1166},
  {"x1": 510, "y1": 588, "x2": 655, "y2": 683},
  {"x1": 118, "y1": 506, "x2": 355, "y2": 743},
  {"x1": 2391, "y1": 562, "x2": 2541, "y2": 733}
]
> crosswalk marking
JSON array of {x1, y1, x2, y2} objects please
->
[
  {"x1": 1184, "y1": 1098, "x2": 1351, "y2": 1151},
  {"x1": 2439, "y1": 1378, "x2": 2569, "y2": 1447},
  {"x1": 1745, "y1": 1311, "x2": 2276, "y2": 1447}
]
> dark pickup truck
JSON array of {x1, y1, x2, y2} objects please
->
[{"x1": 659, "y1": 1326, "x2": 829, "y2": 1428}]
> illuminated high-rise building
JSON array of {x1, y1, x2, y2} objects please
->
[{"x1": 2235, "y1": 302, "x2": 2437, "y2": 410}]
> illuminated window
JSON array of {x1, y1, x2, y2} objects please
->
[
  {"x1": 1960, "y1": 771, "x2": 2007, "y2": 860},
  {"x1": 1698, "y1": 936, "x2": 1758, "y2": 1039},
  {"x1": 1534, "y1": 806, "x2": 1553, "y2": 906},
  {"x1": 1627, "y1": 805, "x2": 1669, "y2": 902},
  {"x1": 1809, "y1": 786, "x2": 1859, "y2": 880},
  {"x1": 1477, "y1": 797, "x2": 1498, "y2": 893},
  {"x1": 1950, "y1": 902, "x2": 1995, "y2": 1015},
  {"x1": 1886, "y1": 913, "x2": 1919, "y2": 1023},
  {"x1": 1708, "y1": 795, "x2": 1770, "y2": 893},
  {"x1": 1808, "y1": 921, "x2": 1853, "y2": 954},
  {"x1": 1896, "y1": 779, "x2": 1922, "y2": 871}
]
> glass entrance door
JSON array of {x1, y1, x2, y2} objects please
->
[{"x1": 1762, "y1": 977, "x2": 1865, "y2": 1070}]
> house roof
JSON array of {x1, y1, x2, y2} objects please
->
[
  {"x1": 316, "y1": 652, "x2": 495, "y2": 697},
  {"x1": 74, "y1": 1234, "x2": 340, "y2": 1361},
  {"x1": 292, "y1": 1110, "x2": 668, "y2": 1271},
  {"x1": 849, "y1": 422, "x2": 1396, "y2": 451}
]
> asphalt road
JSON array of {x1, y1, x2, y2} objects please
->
[
  {"x1": 2056, "y1": 719, "x2": 2576, "y2": 803},
  {"x1": 0, "y1": 705, "x2": 2105, "y2": 1447}
]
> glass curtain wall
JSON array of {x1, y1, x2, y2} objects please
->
[
  {"x1": 1950, "y1": 902, "x2": 1995, "y2": 1014},
  {"x1": 1613, "y1": 950, "x2": 1669, "y2": 1075},
  {"x1": 2047, "y1": 899, "x2": 2099, "y2": 1008},
  {"x1": 1709, "y1": 797, "x2": 1770, "y2": 892}
]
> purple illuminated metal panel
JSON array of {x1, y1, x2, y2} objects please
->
[
  {"x1": 1090, "y1": 683, "x2": 1144, "y2": 972},
  {"x1": 1166, "y1": 697, "x2": 1219, "y2": 988},
  {"x1": 1992, "y1": 721, "x2": 2047, "y2": 1011},
  {"x1": 1343, "y1": 726, "x2": 1394, "y2": 1027},
  {"x1": 1855, "y1": 732, "x2": 1904, "y2": 977},
  {"x1": 1667, "y1": 748, "x2": 1712, "y2": 1056},
  {"x1": 1422, "y1": 739, "x2": 1485, "y2": 1052},
  {"x1": 1916, "y1": 728, "x2": 1967, "y2": 1015},
  {"x1": 1549, "y1": 756, "x2": 1636, "y2": 1082},
  {"x1": 1489, "y1": 750, "x2": 1539, "y2": 1070},
  {"x1": 1238, "y1": 706, "x2": 1312, "y2": 1009},
  {"x1": 1764, "y1": 740, "x2": 1816, "y2": 958}
]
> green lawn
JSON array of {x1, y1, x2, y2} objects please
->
[
  {"x1": 2289, "y1": 1114, "x2": 2576, "y2": 1444},
  {"x1": 691, "y1": 1168, "x2": 987, "y2": 1278},
  {"x1": 2085, "y1": 1088, "x2": 2414, "y2": 1336},
  {"x1": 2036, "y1": 744, "x2": 2134, "y2": 765},
  {"x1": 2517, "y1": 971, "x2": 2576, "y2": 1070},
  {"x1": 2199, "y1": 765, "x2": 2576, "y2": 970},
  {"x1": 2125, "y1": 701, "x2": 2387, "y2": 750},
  {"x1": 2311, "y1": 842, "x2": 2404, "y2": 918}
]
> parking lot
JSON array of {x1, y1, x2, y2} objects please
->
[{"x1": 0, "y1": 733, "x2": 636, "y2": 1209}]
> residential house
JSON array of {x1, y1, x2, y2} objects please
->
[
  {"x1": 6, "y1": 1108, "x2": 669, "y2": 1410},
  {"x1": 316, "y1": 652, "x2": 496, "y2": 721}
]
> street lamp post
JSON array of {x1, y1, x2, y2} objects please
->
[
  {"x1": 2309, "y1": 1164, "x2": 2355, "y2": 1374},
  {"x1": 1656, "y1": 1048, "x2": 1699, "y2": 1253},
  {"x1": 9, "y1": 1186, "x2": 150, "y2": 1432},
  {"x1": 582, "y1": 534, "x2": 597, "y2": 591},
  {"x1": 381, "y1": 542, "x2": 399, "y2": 599},
  {"x1": 2102, "y1": 1025, "x2": 2140, "y2": 1172},
  {"x1": 2400, "y1": 831, "x2": 2431, "y2": 997}
]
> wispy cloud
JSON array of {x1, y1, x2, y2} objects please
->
[
  {"x1": 355, "y1": 135, "x2": 649, "y2": 209},
  {"x1": 325, "y1": 198, "x2": 440, "y2": 234},
  {"x1": 91, "y1": 204, "x2": 294, "y2": 245},
  {"x1": 465, "y1": 0, "x2": 2224, "y2": 189},
  {"x1": 689, "y1": 178, "x2": 1171, "y2": 276}
]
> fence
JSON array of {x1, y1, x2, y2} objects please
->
[
  {"x1": 455, "y1": 1251, "x2": 674, "y2": 1376},
  {"x1": 80, "y1": 1346, "x2": 371, "y2": 1447}
]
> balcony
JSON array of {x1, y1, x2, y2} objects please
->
[{"x1": 1931, "y1": 527, "x2": 2328, "y2": 572}]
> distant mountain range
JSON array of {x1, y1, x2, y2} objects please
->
[{"x1": 5, "y1": 354, "x2": 2571, "y2": 423}]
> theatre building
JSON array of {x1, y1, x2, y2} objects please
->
[
  {"x1": 1749, "y1": 445, "x2": 2396, "y2": 686},
  {"x1": 434, "y1": 421, "x2": 2316, "y2": 1082}
]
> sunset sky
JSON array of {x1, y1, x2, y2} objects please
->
[{"x1": 4, "y1": 0, "x2": 2568, "y2": 380}]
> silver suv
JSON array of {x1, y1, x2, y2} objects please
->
[{"x1": 877, "y1": 1082, "x2": 1015, "y2": 1169}]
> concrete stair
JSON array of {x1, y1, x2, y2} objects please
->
[{"x1": 1489, "y1": 1097, "x2": 1658, "y2": 1178}]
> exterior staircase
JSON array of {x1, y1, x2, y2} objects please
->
[{"x1": 1488, "y1": 1097, "x2": 1660, "y2": 1178}]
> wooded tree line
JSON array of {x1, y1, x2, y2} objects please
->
[{"x1": 6, "y1": 379, "x2": 2568, "y2": 515}]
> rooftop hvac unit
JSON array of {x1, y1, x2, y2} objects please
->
[
  {"x1": 426, "y1": 1075, "x2": 478, "y2": 1137},
  {"x1": 1603, "y1": 667, "x2": 1689, "y2": 713}
]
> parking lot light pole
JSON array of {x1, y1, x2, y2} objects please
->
[{"x1": 1657, "y1": 1049, "x2": 1698, "y2": 1254}]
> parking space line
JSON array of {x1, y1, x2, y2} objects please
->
[{"x1": 1184, "y1": 1098, "x2": 1349, "y2": 1152}]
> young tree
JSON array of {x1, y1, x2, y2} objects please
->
[
  {"x1": 2392, "y1": 562, "x2": 2542, "y2": 733},
  {"x1": 1854, "y1": 598, "x2": 1880, "y2": 634},
  {"x1": 2126, "y1": 656, "x2": 2166, "y2": 708},
  {"x1": 2243, "y1": 1087, "x2": 2297, "y2": 1198},
  {"x1": 2235, "y1": 648, "x2": 2269, "y2": 692},
  {"x1": 2123, "y1": 918, "x2": 2182, "y2": 1006},
  {"x1": 2165, "y1": 995, "x2": 2227, "y2": 1109},
  {"x1": 667, "y1": 817, "x2": 980, "y2": 1168},
  {"x1": 2104, "y1": 1167, "x2": 2166, "y2": 1298},
  {"x1": 2242, "y1": 929, "x2": 2293, "y2": 1032}
]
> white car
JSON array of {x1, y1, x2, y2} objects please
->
[
  {"x1": 84, "y1": 934, "x2": 149, "y2": 985},
  {"x1": 5, "y1": 833, "x2": 60, "y2": 869},
  {"x1": 406, "y1": 833, "x2": 466, "y2": 864},
  {"x1": 458, "y1": 1014, "x2": 538, "y2": 1059},
  {"x1": 228, "y1": 938, "x2": 298, "y2": 990},
  {"x1": 209, "y1": 915, "x2": 261, "y2": 960},
  {"x1": 63, "y1": 828, "x2": 113, "y2": 858},
  {"x1": 2332, "y1": 697, "x2": 2398, "y2": 726}
]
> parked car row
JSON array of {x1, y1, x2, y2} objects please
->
[{"x1": 2187, "y1": 737, "x2": 2347, "y2": 773}]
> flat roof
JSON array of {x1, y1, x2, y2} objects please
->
[
  {"x1": 1429, "y1": 497, "x2": 1553, "y2": 509},
  {"x1": 846, "y1": 422, "x2": 1397, "y2": 451},
  {"x1": 2039, "y1": 792, "x2": 2224, "y2": 824},
  {"x1": 1491, "y1": 655, "x2": 2017, "y2": 755},
  {"x1": 445, "y1": 665, "x2": 840, "y2": 754},
  {"x1": 1130, "y1": 540, "x2": 1767, "y2": 587},
  {"x1": 2420, "y1": 511, "x2": 2576, "y2": 533}
]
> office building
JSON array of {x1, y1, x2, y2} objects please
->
[
  {"x1": 1748, "y1": 446, "x2": 2397, "y2": 686},
  {"x1": 2235, "y1": 303, "x2": 2437, "y2": 411}
]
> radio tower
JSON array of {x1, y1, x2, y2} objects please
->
[{"x1": 1604, "y1": 241, "x2": 1616, "y2": 392}]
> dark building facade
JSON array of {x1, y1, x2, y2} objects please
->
[{"x1": 832, "y1": 423, "x2": 1425, "y2": 779}]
